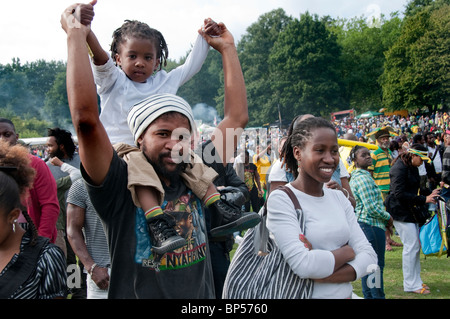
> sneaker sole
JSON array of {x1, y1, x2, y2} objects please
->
[
  {"x1": 151, "y1": 236, "x2": 186, "y2": 255},
  {"x1": 211, "y1": 213, "x2": 261, "y2": 237}
]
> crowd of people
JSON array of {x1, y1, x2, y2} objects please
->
[{"x1": 0, "y1": 0, "x2": 448, "y2": 301}]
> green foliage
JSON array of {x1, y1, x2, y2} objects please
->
[
  {"x1": 405, "y1": 0, "x2": 435, "y2": 17},
  {"x1": 177, "y1": 49, "x2": 223, "y2": 110},
  {"x1": 0, "y1": 60, "x2": 38, "y2": 117},
  {"x1": 330, "y1": 13, "x2": 403, "y2": 113},
  {"x1": 0, "y1": 58, "x2": 68, "y2": 130},
  {"x1": 381, "y1": 1, "x2": 450, "y2": 113},
  {"x1": 0, "y1": 109, "x2": 51, "y2": 138},
  {"x1": 43, "y1": 70, "x2": 71, "y2": 127},
  {"x1": 237, "y1": 9, "x2": 293, "y2": 126},
  {"x1": 404, "y1": 0, "x2": 450, "y2": 17},
  {"x1": 269, "y1": 12, "x2": 345, "y2": 120}
]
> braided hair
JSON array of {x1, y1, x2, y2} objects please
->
[
  {"x1": 280, "y1": 114, "x2": 314, "y2": 165},
  {"x1": 282, "y1": 117, "x2": 337, "y2": 179},
  {"x1": 349, "y1": 145, "x2": 366, "y2": 163},
  {"x1": 110, "y1": 20, "x2": 168, "y2": 69},
  {"x1": 0, "y1": 140, "x2": 39, "y2": 245}
]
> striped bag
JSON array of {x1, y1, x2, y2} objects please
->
[{"x1": 222, "y1": 186, "x2": 313, "y2": 299}]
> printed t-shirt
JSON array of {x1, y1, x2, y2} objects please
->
[{"x1": 82, "y1": 151, "x2": 215, "y2": 299}]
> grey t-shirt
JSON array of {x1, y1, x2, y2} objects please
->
[
  {"x1": 47, "y1": 153, "x2": 81, "y2": 180},
  {"x1": 82, "y1": 151, "x2": 215, "y2": 299},
  {"x1": 66, "y1": 179, "x2": 110, "y2": 268}
]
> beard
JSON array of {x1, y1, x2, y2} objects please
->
[
  {"x1": 142, "y1": 146, "x2": 185, "y2": 182},
  {"x1": 380, "y1": 141, "x2": 390, "y2": 150},
  {"x1": 50, "y1": 148, "x2": 65, "y2": 160}
]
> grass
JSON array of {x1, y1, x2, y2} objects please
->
[
  {"x1": 352, "y1": 235, "x2": 450, "y2": 299},
  {"x1": 230, "y1": 235, "x2": 450, "y2": 299}
]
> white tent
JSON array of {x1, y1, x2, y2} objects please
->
[{"x1": 20, "y1": 136, "x2": 78, "y2": 146}]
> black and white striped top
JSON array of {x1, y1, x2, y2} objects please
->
[{"x1": 1, "y1": 231, "x2": 67, "y2": 299}]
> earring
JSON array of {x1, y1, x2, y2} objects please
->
[{"x1": 12, "y1": 219, "x2": 17, "y2": 233}]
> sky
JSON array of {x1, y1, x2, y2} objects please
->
[{"x1": 0, "y1": 0, "x2": 409, "y2": 65}]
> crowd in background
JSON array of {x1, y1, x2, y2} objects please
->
[
  {"x1": 195, "y1": 111, "x2": 450, "y2": 163},
  {"x1": 25, "y1": 111, "x2": 450, "y2": 163}
]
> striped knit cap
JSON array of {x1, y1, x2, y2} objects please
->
[{"x1": 127, "y1": 93, "x2": 196, "y2": 145}]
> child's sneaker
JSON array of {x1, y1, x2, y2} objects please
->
[
  {"x1": 209, "y1": 199, "x2": 261, "y2": 237},
  {"x1": 147, "y1": 214, "x2": 186, "y2": 255}
]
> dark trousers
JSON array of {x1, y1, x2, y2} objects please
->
[
  {"x1": 245, "y1": 186, "x2": 261, "y2": 213},
  {"x1": 209, "y1": 241, "x2": 231, "y2": 299},
  {"x1": 359, "y1": 222, "x2": 386, "y2": 299},
  {"x1": 66, "y1": 236, "x2": 87, "y2": 299}
]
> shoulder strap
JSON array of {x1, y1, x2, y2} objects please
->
[
  {"x1": 257, "y1": 185, "x2": 305, "y2": 253},
  {"x1": 263, "y1": 185, "x2": 301, "y2": 215},
  {"x1": 432, "y1": 147, "x2": 439, "y2": 161},
  {"x1": 278, "y1": 185, "x2": 301, "y2": 210},
  {"x1": 0, "y1": 235, "x2": 49, "y2": 299}
]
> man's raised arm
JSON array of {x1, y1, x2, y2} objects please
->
[
  {"x1": 201, "y1": 23, "x2": 249, "y2": 166},
  {"x1": 62, "y1": 4, "x2": 113, "y2": 185}
]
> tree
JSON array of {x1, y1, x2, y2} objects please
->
[
  {"x1": 43, "y1": 70, "x2": 71, "y2": 128},
  {"x1": 381, "y1": 2, "x2": 450, "y2": 113},
  {"x1": 25, "y1": 60, "x2": 66, "y2": 108},
  {"x1": 269, "y1": 12, "x2": 345, "y2": 120},
  {"x1": 177, "y1": 49, "x2": 223, "y2": 110},
  {"x1": 329, "y1": 13, "x2": 402, "y2": 113},
  {"x1": 0, "y1": 59, "x2": 69, "y2": 124},
  {"x1": 405, "y1": 0, "x2": 435, "y2": 17},
  {"x1": 0, "y1": 109, "x2": 51, "y2": 138},
  {"x1": 13, "y1": 117, "x2": 52, "y2": 138},
  {"x1": 236, "y1": 9, "x2": 293, "y2": 126},
  {"x1": 0, "y1": 59, "x2": 39, "y2": 117}
]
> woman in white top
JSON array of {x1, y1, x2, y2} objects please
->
[
  {"x1": 266, "y1": 117, "x2": 377, "y2": 299},
  {"x1": 268, "y1": 114, "x2": 356, "y2": 207}
]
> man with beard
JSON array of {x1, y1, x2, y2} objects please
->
[
  {"x1": 46, "y1": 128, "x2": 80, "y2": 251},
  {"x1": 370, "y1": 127, "x2": 402, "y2": 250},
  {"x1": 46, "y1": 127, "x2": 86, "y2": 298},
  {"x1": 62, "y1": 3, "x2": 247, "y2": 298},
  {"x1": 370, "y1": 128, "x2": 393, "y2": 199}
]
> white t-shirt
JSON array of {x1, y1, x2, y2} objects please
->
[
  {"x1": 268, "y1": 159, "x2": 287, "y2": 182},
  {"x1": 92, "y1": 34, "x2": 209, "y2": 146},
  {"x1": 267, "y1": 184, "x2": 377, "y2": 299},
  {"x1": 428, "y1": 145, "x2": 442, "y2": 173},
  {"x1": 418, "y1": 163, "x2": 427, "y2": 176}
]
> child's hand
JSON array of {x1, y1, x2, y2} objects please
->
[
  {"x1": 202, "y1": 18, "x2": 222, "y2": 37},
  {"x1": 199, "y1": 22, "x2": 235, "y2": 53},
  {"x1": 77, "y1": 0, "x2": 97, "y2": 26}
]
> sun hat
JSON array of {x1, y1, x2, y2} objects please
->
[{"x1": 408, "y1": 144, "x2": 431, "y2": 163}]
